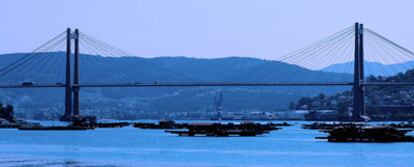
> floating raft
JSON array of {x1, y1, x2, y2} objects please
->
[
  {"x1": 97, "y1": 122, "x2": 130, "y2": 128},
  {"x1": 18, "y1": 125, "x2": 89, "y2": 131},
  {"x1": 302, "y1": 122, "x2": 366, "y2": 130},
  {"x1": 133, "y1": 120, "x2": 187, "y2": 129},
  {"x1": 383, "y1": 122, "x2": 414, "y2": 129},
  {"x1": 134, "y1": 120, "x2": 289, "y2": 130},
  {"x1": 18, "y1": 117, "x2": 94, "y2": 131},
  {"x1": 317, "y1": 125, "x2": 414, "y2": 142},
  {"x1": 0, "y1": 120, "x2": 41, "y2": 129},
  {"x1": 166, "y1": 122, "x2": 279, "y2": 137},
  {"x1": 267, "y1": 122, "x2": 291, "y2": 127},
  {"x1": 17, "y1": 122, "x2": 130, "y2": 130},
  {"x1": 0, "y1": 125, "x2": 19, "y2": 129},
  {"x1": 0, "y1": 123, "x2": 19, "y2": 129}
]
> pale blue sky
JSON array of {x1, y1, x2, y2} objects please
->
[{"x1": 1, "y1": 0, "x2": 413, "y2": 59}]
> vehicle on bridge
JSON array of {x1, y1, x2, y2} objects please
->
[
  {"x1": 21, "y1": 81, "x2": 34, "y2": 86},
  {"x1": 55, "y1": 82, "x2": 64, "y2": 86}
]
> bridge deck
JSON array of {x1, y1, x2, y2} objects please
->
[{"x1": 1, "y1": 82, "x2": 414, "y2": 88}]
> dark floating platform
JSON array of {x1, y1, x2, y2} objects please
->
[
  {"x1": 269, "y1": 122, "x2": 291, "y2": 127},
  {"x1": 382, "y1": 122, "x2": 414, "y2": 129},
  {"x1": 97, "y1": 122, "x2": 130, "y2": 128},
  {"x1": 317, "y1": 125, "x2": 414, "y2": 142},
  {"x1": 133, "y1": 120, "x2": 185, "y2": 129},
  {"x1": 302, "y1": 122, "x2": 366, "y2": 130},
  {"x1": 16, "y1": 121, "x2": 131, "y2": 130},
  {"x1": 133, "y1": 120, "x2": 290, "y2": 130},
  {"x1": 18, "y1": 125, "x2": 89, "y2": 131},
  {"x1": 1, "y1": 120, "x2": 42, "y2": 129},
  {"x1": 17, "y1": 116, "x2": 97, "y2": 130},
  {"x1": 165, "y1": 122, "x2": 280, "y2": 137},
  {"x1": 0, "y1": 123, "x2": 20, "y2": 129}
]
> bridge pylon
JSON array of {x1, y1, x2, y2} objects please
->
[
  {"x1": 352, "y1": 22, "x2": 366, "y2": 121},
  {"x1": 60, "y1": 28, "x2": 73, "y2": 121},
  {"x1": 59, "y1": 28, "x2": 81, "y2": 121}
]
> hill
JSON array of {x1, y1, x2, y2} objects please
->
[
  {"x1": 322, "y1": 61, "x2": 414, "y2": 76},
  {"x1": 292, "y1": 69, "x2": 414, "y2": 120}
]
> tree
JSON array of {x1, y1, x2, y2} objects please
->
[{"x1": 318, "y1": 93, "x2": 326, "y2": 100}]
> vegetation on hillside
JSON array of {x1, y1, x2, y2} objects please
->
[{"x1": 292, "y1": 69, "x2": 414, "y2": 111}]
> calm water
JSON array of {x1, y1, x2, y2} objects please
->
[{"x1": 1, "y1": 121, "x2": 414, "y2": 167}]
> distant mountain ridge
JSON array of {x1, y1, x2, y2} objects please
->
[
  {"x1": 322, "y1": 61, "x2": 414, "y2": 76},
  {"x1": 0, "y1": 53, "x2": 353, "y2": 83}
]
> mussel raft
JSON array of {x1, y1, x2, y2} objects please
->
[
  {"x1": 133, "y1": 120, "x2": 290, "y2": 130},
  {"x1": 165, "y1": 122, "x2": 280, "y2": 137},
  {"x1": 317, "y1": 125, "x2": 414, "y2": 142}
]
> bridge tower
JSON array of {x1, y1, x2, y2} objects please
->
[
  {"x1": 60, "y1": 28, "x2": 81, "y2": 121},
  {"x1": 73, "y1": 29, "x2": 80, "y2": 117},
  {"x1": 60, "y1": 28, "x2": 73, "y2": 121},
  {"x1": 353, "y1": 22, "x2": 365, "y2": 120}
]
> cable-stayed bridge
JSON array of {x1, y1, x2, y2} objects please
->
[{"x1": 1, "y1": 23, "x2": 414, "y2": 121}]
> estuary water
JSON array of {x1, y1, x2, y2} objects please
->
[{"x1": 0, "y1": 121, "x2": 414, "y2": 167}]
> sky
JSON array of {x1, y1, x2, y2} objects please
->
[{"x1": 1, "y1": 0, "x2": 413, "y2": 59}]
